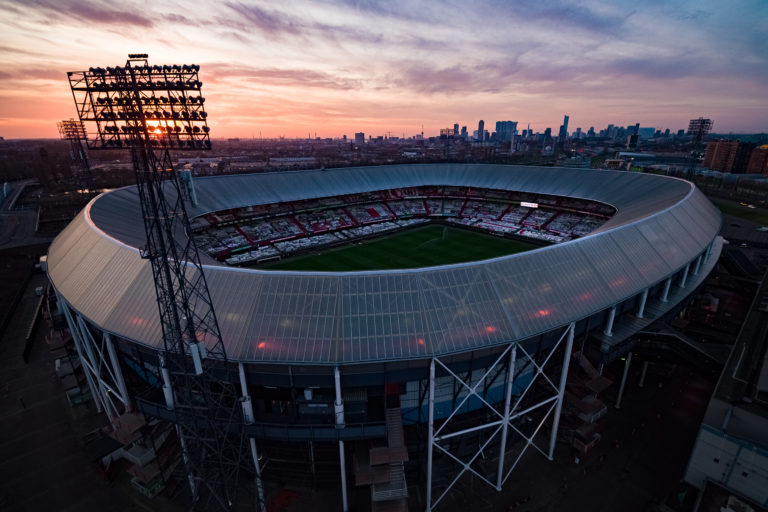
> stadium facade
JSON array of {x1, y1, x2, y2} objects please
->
[{"x1": 46, "y1": 164, "x2": 722, "y2": 510}]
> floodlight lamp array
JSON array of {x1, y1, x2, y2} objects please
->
[
  {"x1": 57, "y1": 119, "x2": 87, "y2": 141},
  {"x1": 67, "y1": 59, "x2": 211, "y2": 150}
]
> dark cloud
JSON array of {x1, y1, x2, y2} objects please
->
[{"x1": 8, "y1": 0, "x2": 153, "y2": 27}]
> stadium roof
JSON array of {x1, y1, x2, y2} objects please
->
[{"x1": 47, "y1": 164, "x2": 721, "y2": 364}]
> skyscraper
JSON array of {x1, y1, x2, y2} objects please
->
[
  {"x1": 558, "y1": 115, "x2": 569, "y2": 140},
  {"x1": 354, "y1": 132, "x2": 365, "y2": 146},
  {"x1": 477, "y1": 120, "x2": 484, "y2": 141},
  {"x1": 453, "y1": 123, "x2": 459, "y2": 136}
]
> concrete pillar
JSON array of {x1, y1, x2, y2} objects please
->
[
  {"x1": 238, "y1": 363, "x2": 265, "y2": 511},
  {"x1": 603, "y1": 306, "x2": 616, "y2": 337},
  {"x1": 615, "y1": 352, "x2": 633, "y2": 409},
  {"x1": 636, "y1": 289, "x2": 649, "y2": 319},
  {"x1": 693, "y1": 254, "x2": 702, "y2": 276},
  {"x1": 639, "y1": 361, "x2": 649, "y2": 388},
  {"x1": 334, "y1": 366, "x2": 348, "y2": 512},
  {"x1": 660, "y1": 278, "x2": 671, "y2": 303}
]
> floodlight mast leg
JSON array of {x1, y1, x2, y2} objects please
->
[{"x1": 67, "y1": 55, "x2": 246, "y2": 510}]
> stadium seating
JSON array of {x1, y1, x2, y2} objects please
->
[{"x1": 193, "y1": 186, "x2": 613, "y2": 266}]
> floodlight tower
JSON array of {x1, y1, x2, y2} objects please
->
[
  {"x1": 57, "y1": 118, "x2": 93, "y2": 192},
  {"x1": 67, "y1": 54, "x2": 248, "y2": 510}
]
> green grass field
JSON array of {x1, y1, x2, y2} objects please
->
[
  {"x1": 261, "y1": 224, "x2": 539, "y2": 271},
  {"x1": 711, "y1": 199, "x2": 768, "y2": 226}
]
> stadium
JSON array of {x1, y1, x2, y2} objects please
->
[{"x1": 46, "y1": 163, "x2": 722, "y2": 510}]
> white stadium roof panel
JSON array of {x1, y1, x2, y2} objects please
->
[{"x1": 48, "y1": 164, "x2": 721, "y2": 364}]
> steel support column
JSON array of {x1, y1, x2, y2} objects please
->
[
  {"x1": 103, "y1": 333, "x2": 132, "y2": 412},
  {"x1": 425, "y1": 358, "x2": 435, "y2": 512},
  {"x1": 693, "y1": 254, "x2": 702, "y2": 276},
  {"x1": 60, "y1": 303, "x2": 103, "y2": 413},
  {"x1": 603, "y1": 306, "x2": 616, "y2": 337},
  {"x1": 548, "y1": 323, "x2": 575, "y2": 460},
  {"x1": 238, "y1": 363, "x2": 265, "y2": 512},
  {"x1": 679, "y1": 263, "x2": 690, "y2": 289},
  {"x1": 334, "y1": 366, "x2": 348, "y2": 512},
  {"x1": 636, "y1": 289, "x2": 649, "y2": 319},
  {"x1": 496, "y1": 344, "x2": 517, "y2": 489},
  {"x1": 615, "y1": 352, "x2": 633, "y2": 409},
  {"x1": 660, "y1": 278, "x2": 672, "y2": 303},
  {"x1": 639, "y1": 361, "x2": 649, "y2": 388}
]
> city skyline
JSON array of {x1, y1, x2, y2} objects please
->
[{"x1": 1, "y1": 0, "x2": 767, "y2": 139}]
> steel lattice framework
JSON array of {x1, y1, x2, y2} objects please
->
[
  {"x1": 425, "y1": 324, "x2": 575, "y2": 510},
  {"x1": 67, "y1": 54, "x2": 248, "y2": 510},
  {"x1": 57, "y1": 118, "x2": 92, "y2": 192}
]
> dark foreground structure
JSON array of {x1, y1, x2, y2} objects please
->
[{"x1": 46, "y1": 164, "x2": 722, "y2": 510}]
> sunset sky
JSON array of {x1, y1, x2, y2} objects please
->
[{"x1": 1, "y1": 0, "x2": 766, "y2": 139}]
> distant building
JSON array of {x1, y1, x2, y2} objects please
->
[
  {"x1": 477, "y1": 120, "x2": 485, "y2": 141},
  {"x1": 626, "y1": 134, "x2": 638, "y2": 149},
  {"x1": 703, "y1": 140, "x2": 738, "y2": 171},
  {"x1": 746, "y1": 145, "x2": 768, "y2": 175},
  {"x1": 638, "y1": 127, "x2": 655, "y2": 139},
  {"x1": 354, "y1": 132, "x2": 365, "y2": 146},
  {"x1": 460, "y1": 126, "x2": 468, "y2": 140},
  {"x1": 495, "y1": 121, "x2": 518, "y2": 142},
  {"x1": 703, "y1": 140, "x2": 756, "y2": 173},
  {"x1": 453, "y1": 123, "x2": 459, "y2": 136},
  {"x1": 558, "y1": 115, "x2": 569, "y2": 140},
  {"x1": 687, "y1": 118, "x2": 713, "y2": 140}
]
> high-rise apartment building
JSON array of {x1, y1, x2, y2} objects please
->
[
  {"x1": 477, "y1": 120, "x2": 485, "y2": 141},
  {"x1": 702, "y1": 139, "x2": 755, "y2": 173},
  {"x1": 495, "y1": 121, "x2": 518, "y2": 142},
  {"x1": 354, "y1": 132, "x2": 365, "y2": 146},
  {"x1": 746, "y1": 145, "x2": 768, "y2": 175},
  {"x1": 687, "y1": 118, "x2": 713, "y2": 140}
]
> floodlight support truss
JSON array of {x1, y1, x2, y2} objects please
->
[
  {"x1": 57, "y1": 119, "x2": 93, "y2": 192},
  {"x1": 425, "y1": 323, "x2": 575, "y2": 511},
  {"x1": 66, "y1": 55, "x2": 243, "y2": 511}
]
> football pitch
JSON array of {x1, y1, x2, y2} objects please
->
[{"x1": 261, "y1": 224, "x2": 539, "y2": 271}]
